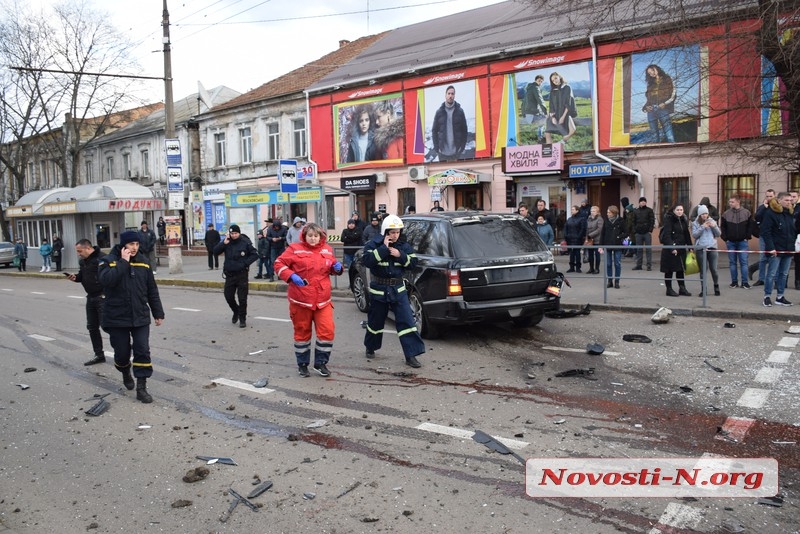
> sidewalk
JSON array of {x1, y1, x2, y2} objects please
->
[{"x1": 5, "y1": 251, "x2": 798, "y2": 321}]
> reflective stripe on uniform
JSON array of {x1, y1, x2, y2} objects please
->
[
  {"x1": 369, "y1": 284, "x2": 406, "y2": 295},
  {"x1": 366, "y1": 325, "x2": 384, "y2": 334},
  {"x1": 397, "y1": 326, "x2": 418, "y2": 337},
  {"x1": 132, "y1": 362, "x2": 153, "y2": 368},
  {"x1": 371, "y1": 249, "x2": 382, "y2": 262}
]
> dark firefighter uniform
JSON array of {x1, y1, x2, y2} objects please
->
[{"x1": 362, "y1": 232, "x2": 425, "y2": 363}]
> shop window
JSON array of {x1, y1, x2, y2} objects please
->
[
  {"x1": 658, "y1": 176, "x2": 690, "y2": 220},
  {"x1": 720, "y1": 174, "x2": 756, "y2": 213},
  {"x1": 789, "y1": 172, "x2": 800, "y2": 194},
  {"x1": 325, "y1": 196, "x2": 335, "y2": 229},
  {"x1": 456, "y1": 187, "x2": 482, "y2": 210},
  {"x1": 398, "y1": 187, "x2": 416, "y2": 215}
]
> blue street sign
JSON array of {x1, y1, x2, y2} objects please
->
[
  {"x1": 569, "y1": 163, "x2": 612, "y2": 178},
  {"x1": 279, "y1": 160, "x2": 298, "y2": 193}
]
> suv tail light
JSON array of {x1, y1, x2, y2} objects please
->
[{"x1": 447, "y1": 269, "x2": 462, "y2": 296}]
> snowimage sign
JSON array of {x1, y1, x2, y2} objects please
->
[{"x1": 526, "y1": 457, "x2": 778, "y2": 498}]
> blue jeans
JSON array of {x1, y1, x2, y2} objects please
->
[
  {"x1": 647, "y1": 108, "x2": 674, "y2": 142},
  {"x1": 757, "y1": 237, "x2": 768, "y2": 282},
  {"x1": 605, "y1": 249, "x2": 622, "y2": 280},
  {"x1": 765, "y1": 254, "x2": 792, "y2": 297},
  {"x1": 344, "y1": 253, "x2": 354, "y2": 270},
  {"x1": 257, "y1": 256, "x2": 268, "y2": 276},
  {"x1": 726, "y1": 240, "x2": 749, "y2": 284}
]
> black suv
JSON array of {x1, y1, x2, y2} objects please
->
[{"x1": 349, "y1": 212, "x2": 561, "y2": 338}]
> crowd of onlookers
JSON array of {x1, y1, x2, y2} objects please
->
[{"x1": 519, "y1": 188, "x2": 799, "y2": 307}]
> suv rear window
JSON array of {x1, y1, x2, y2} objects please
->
[{"x1": 451, "y1": 216, "x2": 548, "y2": 257}]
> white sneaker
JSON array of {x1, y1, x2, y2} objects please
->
[
  {"x1": 45, "y1": 266, "x2": 51, "y2": 272},
  {"x1": 40, "y1": 267, "x2": 45, "y2": 272}
]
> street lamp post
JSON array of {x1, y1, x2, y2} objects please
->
[{"x1": 163, "y1": 0, "x2": 183, "y2": 273}]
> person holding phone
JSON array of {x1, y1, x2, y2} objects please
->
[
  {"x1": 98, "y1": 232, "x2": 165, "y2": 403},
  {"x1": 362, "y1": 215, "x2": 425, "y2": 368},
  {"x1": 67, "y1": 239, "x2": 107, "y2": 365}
]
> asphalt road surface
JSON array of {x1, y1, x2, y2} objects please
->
[{"x1": 1, "y1": 276, "x2": 797, "y2": 533}]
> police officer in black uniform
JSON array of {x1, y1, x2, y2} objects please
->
[
  {"x1": 98, "y1": 231, "x2": 165, "y2": 403},
  {"x1": 68, "y1": 239, "x2": 107, "y2": 366},
  {"x1": 362, "y1": 215, "x2": 425, "y2": 368},
  {"x1": 213, "y1": 224, "x2": 259, "y2": 328}
]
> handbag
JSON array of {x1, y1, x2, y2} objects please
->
[
  {"x1": 13, "y1": 255, "x2": 20, "y2": 267},
  {"x1": 684, "y1": 250, "x2": 700, "y2": 275}
]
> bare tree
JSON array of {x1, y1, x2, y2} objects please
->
[
  {"x1": 0, "y1": 0, "x2": 145, "y2": 239},
  {"x1": 519, "y1": 0, "x2": 800, "y2": 171}
]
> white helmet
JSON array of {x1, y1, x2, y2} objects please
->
[{"x1": 381, "y1": 214, "x2": 404, "y2": 234}]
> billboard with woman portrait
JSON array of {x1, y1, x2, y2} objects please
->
[
  {"x1": 333, "y1": 94, "x2": 404, "y2": 169},
  {"x1": 608, "y1": 45, "x2": 701, "y2": 147}
]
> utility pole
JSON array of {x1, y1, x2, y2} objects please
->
[{"x1": 163, "y1": 0, "x2": 183, "y2": 273}]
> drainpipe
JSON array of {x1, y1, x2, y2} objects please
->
[
  {"x1": 589, "y1": 33, "x2": 643, "y2": 199},
  {"x1": 304, "y1": 91, "x2": 324, "y2": 219}
]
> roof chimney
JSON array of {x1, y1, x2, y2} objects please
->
[{"x1": 339, "y1": 39, "x2": 350, "y2": 48}]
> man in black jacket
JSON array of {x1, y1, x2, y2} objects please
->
[
  {"x1": 630, "y1": 197, "x2": 656, "y2": 271},
  {"x1": 214, "y1": 224, "x2": 259, "y2": 328},
  {"x1": 431, "y1": 85, "x2": 467, "y2": 162},
  {"x1": 204, "y1": 223, "x2": 221, "y2": 270},
  {"x1": 68, "y1": 239, "x2": 107, "y2": 366},
  {"x1": 760, "y1": 193, "x2": 795, "y2": 307},
  {"x1": 137, "y1": 220, "x2": 158, "y2": 274},
  {"x1": 266, "y1": 218, "x2": 288, "y2": 282},
  {"x1": 98, "y1": 231, "x2": 165, "y2": 403}
]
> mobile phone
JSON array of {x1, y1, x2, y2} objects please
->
[{"x1": 63, "y1": 272, "x2": 71, "y2": 277}]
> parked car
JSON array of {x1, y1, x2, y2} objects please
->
[
  {"x1": 0, "y1": 242, "x2": 15, "y2": 268},
  {"x1": 349, "y1": 212, "x2": 562, "y2": 338}
]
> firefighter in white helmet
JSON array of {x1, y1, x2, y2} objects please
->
[{"x1": 362, "y1": 214, "x2": 425, "y2": 367}]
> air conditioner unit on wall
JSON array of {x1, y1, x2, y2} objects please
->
[
  {"x1": 408, "y1": 166, "x2": 427, "y2": 181},
  {"x1": 374, "y1": 172, "x2": 387, "y2": 184}
]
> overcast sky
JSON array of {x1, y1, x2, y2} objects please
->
[{"x1": 79, "y1": 0, "x2": 507, "y2": 103}]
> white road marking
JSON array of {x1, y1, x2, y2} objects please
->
[
  {"x1": 28, "y1": 334, "x2": 55, "y2": 341},
  {"x1": 736, "y1": 388, "x2": 770, "y2": 409},
  {"x1": 649, "y1": 502, "x2": 703, "y2": 533},
  {"x1": 754, "y1": 367, "x2": 783, "y2": 384},
  {"x1": 211, "y1": 377, "x2": 275, "y2": 394},
  {"x1": 541, "y1": 345, "x2": 621, "y2": 356},
  {"x1": 253, "y1": 316, "x2": 292, "y2": 323},
  {"x1": 1, "y1": 288, "x2": 12, "y2": 292},
  {"x1": 766, "y1": 350, "x2": 792, "y2": 363},
  {"x1": 415, "y1": 422, "x2": 529, "y2": 450},
  {"x1": 785, "y1": 325, "x2": 800, "y2": 334},
  {"x1": 172, "y1": 307, "x2": 201, "y2": 312},
  {"x1": 777, "y1": 336, "x2": 799, "y2": 348},
  {"x1": 31, "y1": 291, "x2": 46, "y2": 295},
  {"x1": 68, "y1": 295, "x2": 85, "y2": 299}
]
